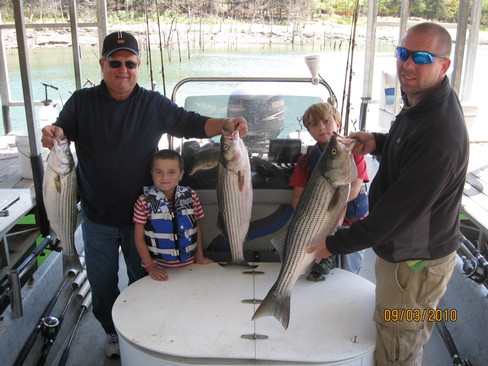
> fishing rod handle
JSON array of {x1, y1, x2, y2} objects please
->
[
  {"x1": 13, "y1": 326, "x2": 40, "y2": 366},
  {"x1": 58, "y1": 293, "x2": 91, "y2": 366},
  {"x1": 57, "y1": 347, "x2": 70, "y2": 366}
]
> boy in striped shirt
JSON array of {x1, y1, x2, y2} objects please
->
[{"x1": 133, "y1": 149, "x2": 212, "y2": 281}]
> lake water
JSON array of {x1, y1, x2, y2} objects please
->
[{"x1": 2, "y1": 43, "x2": 488, "y2": 140}]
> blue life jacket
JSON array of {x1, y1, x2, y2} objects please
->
[{"x1": 143, "y1": 185, "x2": 198, "y2": 262}]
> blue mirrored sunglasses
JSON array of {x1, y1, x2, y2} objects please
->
[
  {"x1": 396, "y1": 47, "x2": 449, "y2": 65},
  {"x1": 107, "y1": 60, "x2": 138, "y2": 69}
]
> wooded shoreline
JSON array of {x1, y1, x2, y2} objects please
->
[
  {"x1": 4, "y1": 19, "x2": 487, "y2": 53},
  {"x1": 1, "y1": 21, "x2": 370, "y2": 50}
]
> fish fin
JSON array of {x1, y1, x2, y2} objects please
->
[
  {"x1": 252, "y1": 287, "x2": 290, "y2": 330},
  {"x1": 327, "y1": 187, "x2": 345, "y2": 211},
  {"x1": 62, "y1": 252, "x2": 83, "y2": 277},
  {"x1": 54, "y1": 176, "x2": 62, "y2": 193},
  {"x1": 270, "y1": 230, "x2": 287, "y2": 262}
]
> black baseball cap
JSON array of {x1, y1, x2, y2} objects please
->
[{"x1": 102, "y1": 31, "x2": 139, "y2": 58}]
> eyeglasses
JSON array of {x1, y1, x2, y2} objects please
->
[
  {"x1": 396, "y1": 47, "x2": 449, "y2": 65},
  {"x1": 106, "y1": 60, "x2": 138, "y2": 69}
]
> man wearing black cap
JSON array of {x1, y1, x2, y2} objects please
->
[{"x1": 41, "y1": 31, "x2": 248, "y2": 358}]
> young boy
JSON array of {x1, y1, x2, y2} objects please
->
[
  {"x1": 133, "y1": 149, "x2": 212, "y2": 281},
  {"x1": 289, "y1": 102, "x2": 369, "y2": 280}
]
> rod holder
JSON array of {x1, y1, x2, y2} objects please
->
[{"x1": 7, "y1": 269, "x2": 23, "y2": 318}]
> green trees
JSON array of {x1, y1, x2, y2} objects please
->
[{"x1": 0, "y1": 0, "x2": 486, "y2": 28}]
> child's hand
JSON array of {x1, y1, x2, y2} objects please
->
[
  {"x1": 148, "y1": 267, "x2": 169, "y2": 281},
  {"x1": 195, "y1": 255, "x2": 213, "y2": 265}
]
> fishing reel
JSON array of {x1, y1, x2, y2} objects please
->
[
  {"x1": 462, "y1": 256, "x2": 488, "y2": 283},
  {"x1": 461, "y1": 239, "x2": 488, "y2": 284},
  {"x1": 40, "y1": 315, "x2": 60, "y2": 341},
  {"x1": 452, "y1": 355, "x2": 473, "y2": 366}
]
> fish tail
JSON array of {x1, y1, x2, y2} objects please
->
[
  {"x1": 252, "y1": 288, "x2": 291, "y2": 329},
  {"x1": 62, "y1": 252, "x2": 83, "y2": 277}
]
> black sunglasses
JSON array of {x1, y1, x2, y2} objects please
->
[
  {"x1": 106, "y1": 60, "x2": 138, "y2": 69},
  {"x1": 396, "y1": 47, "x2": 449, "y2": 65}
]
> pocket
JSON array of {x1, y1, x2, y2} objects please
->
[
  {"x1": 374, "y1": 259, "x2": 423, "y2": 331},
  {"x1": 375, "y1": 259, "x2": 406, "y2": 310},
  {"x1": 419, "y1": 253, "x2": 457, "y2": 308}
]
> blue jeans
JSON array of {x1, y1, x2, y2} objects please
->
[
  {"x1": 338, "y1": 250, "x2": 365, "y2": 274},
  {"x1": 81, "y1": 207, "x2": 146, "y2": 334}
]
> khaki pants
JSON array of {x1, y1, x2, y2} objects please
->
[{"x1": 373, "y1": 252, "x2": 457, "y2": 366}]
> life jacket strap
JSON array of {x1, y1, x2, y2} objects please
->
[
  {"x1": 144, "y1": 226, "x2": 197, "y2": 241},
  {"x1": 147, "y1": 242, "x2": 197, "y2": 256}
]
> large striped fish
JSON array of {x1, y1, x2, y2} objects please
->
[
  {"x1": 252, "y1": 134, "x2": 358, "y2": 329},
  {"x1": 43, "y1": 138, "x2": 82, "y2": 276},
  {"x1": 217, "y1": 130, "x2": 254, "y2": 267}
]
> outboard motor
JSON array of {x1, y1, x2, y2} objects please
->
[{"x1": 227, "y1": 83, "x2": 284, "y2": 154}]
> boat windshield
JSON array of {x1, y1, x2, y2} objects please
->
[{"x1": 169, "y1": 79, "x2": 335, "y2": 189}]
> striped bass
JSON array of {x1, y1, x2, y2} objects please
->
[
  {"x1": 43, "y1": 138, "x2": 82, "y2": 276},
  {"x1": 252, "y1": 134, "x2": 358, "y2": 329},
  {"x1": 217, "y1": 130, "x2": 254, "y2": 267}
]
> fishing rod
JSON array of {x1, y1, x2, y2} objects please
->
[
  {"x1": 155, "y1": 0, "x2": 167, "y2": 96},
  {"x1": 36, "y1": 286, "x2": 78, "y2": 366},
  {"x1": 13, "y1": 274, "x2": 72, "y2": 366},
  {"x1": 35, "y1": 268, "x2": 86, "y2": 365},
  {"x1": 57, "y1": 292, "x2": 92, "y2": 366},
  {"x1": 435, "y1": 318, "x2": 472, "y2": 366},
  {"x1": 83, "y1": 79, "x2": 96, "y2": 87},
  {"x1": 13, "y1": 265, "x2": 85, "y2": 366},
  {"x1": 145, "y1": 0, "x2": 155, "y2": 91},
  {"x1": 340, "y1": 0, "x2": 360, "y2": 136}
]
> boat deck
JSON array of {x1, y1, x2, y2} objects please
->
[{"x1": 1, "y1": 135, "x2": 486, "y2": 365}]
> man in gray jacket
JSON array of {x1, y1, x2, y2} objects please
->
[{"x1": 308, "y1": 22, "x2": 469, "y2": 366}]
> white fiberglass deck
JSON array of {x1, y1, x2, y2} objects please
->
[{"x1": 113, "y1": 262, "x2": 375, "y2": 365}]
